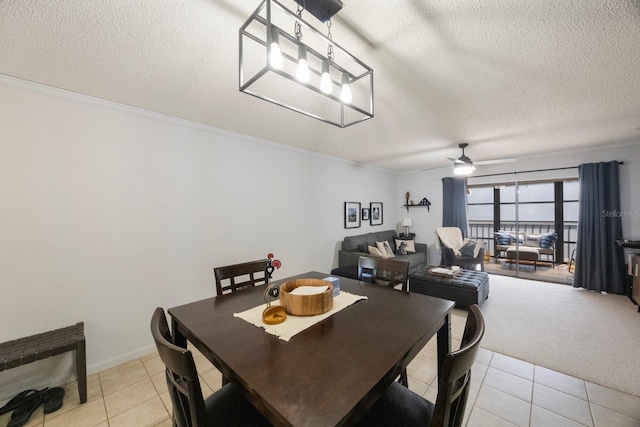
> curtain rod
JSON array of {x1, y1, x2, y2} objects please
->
[{"x1": 471, "y1": 161, "x2": 623, "y2": 179}]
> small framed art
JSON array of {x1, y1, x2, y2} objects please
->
[
  {"x1": 370, "y1": 202, "x2": 383, "y2": 226},
  {"x1": 344, "y1": 202, "x2": 361, "y2": 229},
  {"x1": 362, "y1": 208, "x2": 370, "y2": 221}
]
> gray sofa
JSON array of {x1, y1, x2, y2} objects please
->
[{"x1": 337, "y1": 230, "x2": 428, "y2": 275}]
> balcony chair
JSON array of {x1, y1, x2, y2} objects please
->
[
  {"x1": 436, "y1": 227, "x2": 485, "y2": 271},
  {"x1": 150, "y1": 308, "x2": 270, "y2": 427},
  {"x1": 357, "y1": 304, "x2": 485, "y2": 427}
]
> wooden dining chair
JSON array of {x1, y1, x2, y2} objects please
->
[
  {"x1": 150, "y1": 308, "x2": 271, "y2": 427},
  {"x1": 357, "y1": 256, "x2": 410, "y2": 292},
  {"x1": 356, "y1": 304, "x2": 485, "y2": 427},
  {"x1": 213, "y1": 259, "x2": 268, "y2": 296},
  {"x1": 357, "y1": 256, "x2": 410, "y2": 386}
]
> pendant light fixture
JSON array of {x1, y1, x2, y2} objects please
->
[{"x1": 239, "y1": 0, "x2": 374, "y2": 128}]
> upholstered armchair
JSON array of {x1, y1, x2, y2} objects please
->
[{"x1": 436, "y1": 227, "x2": 485, "y2": 271}]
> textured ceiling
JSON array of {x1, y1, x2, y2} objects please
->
[{"x1": 1, "y1": 0, "x2": 640, "y2": 172}]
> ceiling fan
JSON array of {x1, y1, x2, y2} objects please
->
[{"x1": 448, "y1": 143, "x2": 516, "y2": 176}]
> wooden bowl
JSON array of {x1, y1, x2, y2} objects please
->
[{"x1": 279, "y1": 279, "x2": 333, "y2": 316}]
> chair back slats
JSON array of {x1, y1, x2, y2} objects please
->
[
  {"x1": 214, "y1": 259, "x2": 268, "y2": 296},
  {"x1": 433, "y1": 304, "x2": 485, "y2": 427},
  {"x1": 151, "y1": 308, "x2": 209, "y2": 427},
  {"x1": 357, "y1": 257, "x2": 410, "y2": 292}
]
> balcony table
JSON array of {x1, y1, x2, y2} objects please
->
[{"x1": 168, "y1": 271, "x2": 454, "y2": 426}]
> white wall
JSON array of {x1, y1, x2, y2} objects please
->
[
  {"x1": 0, "y1": 76, "x2": 397, "y2": 399},
  {"x1": 397, "y1": 142, "x2": 640, "y2": 265}
]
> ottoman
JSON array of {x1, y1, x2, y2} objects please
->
[
  {"x1": 409, "y1": 267, "x2": 489, "y2": 309},
  {"x1": 505, "y1": 246, "x2": 539, "y2": 269}
]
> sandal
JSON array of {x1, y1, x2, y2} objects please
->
[
  {"x1": 0, "y1": 388, "x2": 47, "y2": 415},
  {"x1": 7, "y1": 393, "x2": 44, "y2": 427},
  {"x1": 42, "y1": 387, "x2": 65, "y2": 414}
]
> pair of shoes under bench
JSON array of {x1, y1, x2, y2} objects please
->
[{"x1": 4, "y1": 387, "x2": 65, "y2": 427}]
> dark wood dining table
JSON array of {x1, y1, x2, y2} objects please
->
[{"x1": 168, "y1": 271, "x2": 455, "y2": 427}]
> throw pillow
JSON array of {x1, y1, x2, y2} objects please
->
[
  {"x1": 510, "y1": 233, "x2": 524, "y2": 244},
  {"x1": 394, "y1": 238, "x2": 416, "y2": 255},
  {"x1": 460, "y1": 239, "x2": 484, "y2": 257},
  {"x1": 376, "y1": 241, "x2": 395, "y2": 259},
  {"x1": 472, "y1": 240, "x2": 484, "y2": 257},
  {"x1": 459, "y1": 241, "x2": 476, "y2": 257},
  {"x1": 540, "y1": 232, "x2": 558, "y2": 249},
  {"x1": 494, "y1": 231, "x2": 512, "y2": 246},
  {"x1": 368, "y1": 245, "x2": 384, "y2": 257},
  {"x1": 524, "y1": 233, "x2": 542, "y2": 247}
]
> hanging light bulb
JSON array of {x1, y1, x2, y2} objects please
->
[
  {"x1": 296, "y1": 45, "x2": 310, "y2": 83},
  {"x1": 320, "y1": 60, "x2": 332, "y2": 94},
  {"x1": 340, "y1": 72, "x2": 352, "y2": 103},
  {"x1": 269, "y1": 26, "x2": 283, "y2": 70}
]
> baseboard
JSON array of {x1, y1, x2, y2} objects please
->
[{"x1": 87, "y1": 344, "x2": 157, "y2": 375}]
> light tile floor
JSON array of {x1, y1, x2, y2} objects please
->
[{"x1": 2, "y1": 310, "x2": 639, "y2": 427}]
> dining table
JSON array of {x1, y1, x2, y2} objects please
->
[{"x1": 168, "y1": 271, "x2": 455, "y2": 427}]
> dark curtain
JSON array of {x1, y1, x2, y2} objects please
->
[
  {"x1": 573, "y1": 161, "x2": 626, "y2": 293},
  {"x1": 442, "y1": 177, "x2": 469, "y2": 238}
]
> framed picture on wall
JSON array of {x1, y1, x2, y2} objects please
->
[
  {"x1": 344, "y1": 202, "x2": 361, "y2": 229},
  {"x1": 370, "y1": 202, "x2": 383, "y2": 226},
  {"x1": 362, "y1": 208, "x2": 370, "y2": 221}
]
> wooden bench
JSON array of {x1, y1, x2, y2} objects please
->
[{"x1": 0, "y1": 322, "x2": 87, "y2": 404}]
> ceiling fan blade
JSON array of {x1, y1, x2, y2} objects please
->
[
  {"x1": 447, "y1": 157, "x2": 465, "y2": 164},
  {"x1": 474, "y1": 158, "x2": 517, "y2": 166},
  {"x1": 420, "y1": 165, "x2": 452, "y2": 172}
]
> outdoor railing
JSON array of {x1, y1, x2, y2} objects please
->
[{"x1": 468, "y1": 220, "x2": 577, "y2": 263}]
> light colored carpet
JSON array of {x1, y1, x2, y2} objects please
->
[{"x1": 480, "y1": 274, "x2": 640, "y2": 398}]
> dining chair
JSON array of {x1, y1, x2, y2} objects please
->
[
  {"x1": 213, "y1": 259, "x2": 269, "y2": 387},
  {"x1": 357, "y1": 256, "x2": 410, "y2": 386},
  {"x1": 213, "y1": 259, "x2": 268, "y2": 296},
  {"x1": 150, "y1": 308, "x2": 271, "y2": 427},
  {"x1": 357, "y1": 256, "x2": 410, "y2": 292},
  {"x1": 356, "y1": 304, "x2": 485, "y2": 427}
]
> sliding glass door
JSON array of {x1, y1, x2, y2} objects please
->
[{"x1": 468, "y1": 179, "x2": 578, "y2": 284}]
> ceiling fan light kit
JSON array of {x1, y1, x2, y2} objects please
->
[
  {"x1": 239, "y1": 0, "x2": 374, "y2": 128},
  {"x1": 452, "y1": 143, "x2": 476, "y2": 176},
  {"x1": 453, "y1": 162, "x2": 476, "y2": 176}
]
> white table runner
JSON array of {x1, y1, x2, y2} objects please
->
[{"x1": 233, "y1": 291, "x2": 367, "y2": 342}]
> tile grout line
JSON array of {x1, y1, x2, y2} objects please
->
[
  {"x1": 98, "y1": 373, "x2": 110, "y2": 427},
  {"x1": 529, "y1": 366, "x2": 535, "y2": 427},
  {"x1": 582, "y1": 379, "x2": 595, "y2": 427}
]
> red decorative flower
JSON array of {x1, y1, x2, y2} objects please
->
[{"x1": 265, "y1": 253, "x2": 282, "y2": 279}]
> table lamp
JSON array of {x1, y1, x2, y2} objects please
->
[{"x1": 402, "y1": 218, "x2": 413, "y2": 235}]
